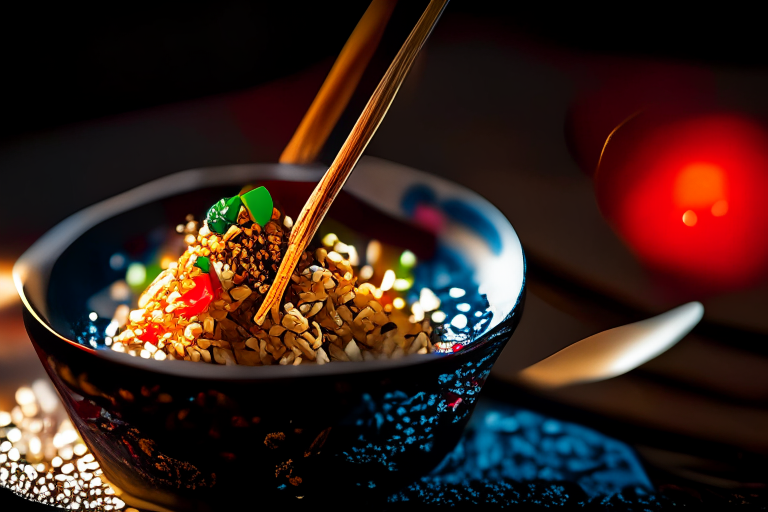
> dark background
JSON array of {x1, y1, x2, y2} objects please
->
[
  {"x1": 2, "y1": 2, "x2": 764, "y2": 144},
  {"x1": 1, "y1": 1, "x2": 765, "y2": 249}
]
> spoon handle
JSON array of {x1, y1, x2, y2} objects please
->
[
  {"x1": 518, "y1": 302, "x2": 704, "y2": 388},
  {"x1": 255, "y1": 0, "x2": 449, "y2": 324}
]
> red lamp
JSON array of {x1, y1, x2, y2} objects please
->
[{"x1": 595, "y1": 110, "x2": 768, "y2": 292}]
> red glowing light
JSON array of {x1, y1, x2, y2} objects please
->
[
  {"x1": 674, "y1": 163, "x2": 727, "y2": 210},
  {"x1": 682, "y1": 210, "x2": 697, "y2": 227},
  {"x1": 596, "y1": 112, "x2": 768, "y2": 291},
  {"x1": 711, "y1": 200, "x2": 728, "y2": 217}
]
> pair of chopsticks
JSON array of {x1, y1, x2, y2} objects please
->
[{"x1": 255, "y1": 0, "x2": 449, "y2": 324}]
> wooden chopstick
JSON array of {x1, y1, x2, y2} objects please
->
[
  {"x1": 255, "y1": 0, "x2": 449, "y2": 324},
  {"x1": 280, "y1": 0, "x2": 398, "y2": 165}
]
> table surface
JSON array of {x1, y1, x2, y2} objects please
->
[{"x1": 3, "y1": 386, "x2": 767, "y2": 510}]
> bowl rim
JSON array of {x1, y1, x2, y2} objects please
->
[{"x1": 14, "y1": 157, "x2": 526, "y2": 380}]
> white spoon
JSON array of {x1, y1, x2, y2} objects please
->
[{"x1": 518, "y1": 302, "x2": 704, "y2": 388}]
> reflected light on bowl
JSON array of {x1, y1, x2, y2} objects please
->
[{"x1": 0, "y1": 264, "x2": 18, "y2": 309}]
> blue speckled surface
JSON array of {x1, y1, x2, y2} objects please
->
[
  {"x1": 385, "y1": 396, "x2": 652, "y2": 508},
  {"x1": 382, "y1": 397, "x2": 768, "y2": 510}
]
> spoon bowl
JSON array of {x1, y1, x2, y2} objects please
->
[{"x1": 519, "y1": 301, "x2": 704, "y2": 388}]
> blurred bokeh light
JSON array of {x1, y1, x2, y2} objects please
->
[{"x1": 595, "y1": 111, "x2": 768, "y2": 292}]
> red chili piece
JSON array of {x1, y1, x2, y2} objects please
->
[
  {"x1": 137, "y1": 324, "x2": 162, "y2": 344},
  {"x1": 208, "y1": 266, "x2": 223, "y2": 298},
  {"x1": 176, "y1": 274, "x2": 214, "y2": 318}
]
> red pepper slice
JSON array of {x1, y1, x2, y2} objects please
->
[
  {"x1": 176, "y1": 274, "x2": 214, "y2": 319},
  {"x1": 138, "y1": 324, "x2": 163, "y2": 345},
  {"x1": 208, "y1": 265, "x2": 223, "y2": 299}
]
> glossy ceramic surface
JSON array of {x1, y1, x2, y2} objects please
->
[{"x1": 15, "y1": 157, "x2": 525, "y2": 510}]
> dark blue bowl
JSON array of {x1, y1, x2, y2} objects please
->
[{"x1": 15, "y1": 157, "x2": 525, "y2": 510}]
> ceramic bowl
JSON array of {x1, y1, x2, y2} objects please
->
[{"x1": 15, "y1": 157, "x2": 525, "y2": 510}]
